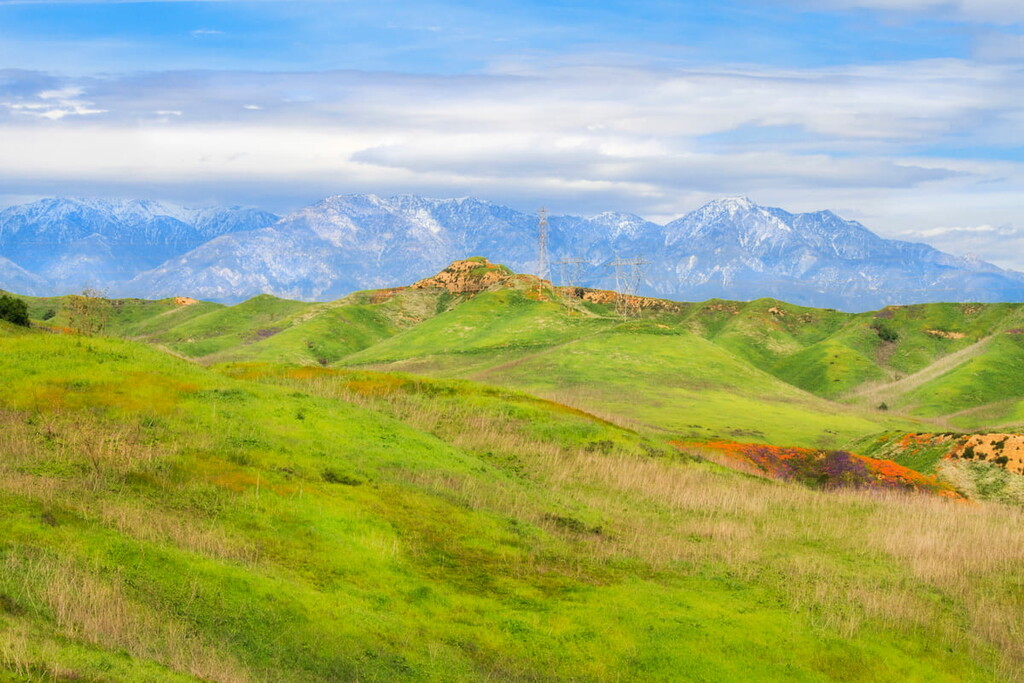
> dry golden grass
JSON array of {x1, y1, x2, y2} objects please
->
[
  {"x1": 0, "y1": 623, "x2": 31, "y2": 678},
  {"x1": 0, "y1": 408, "x2": 164, "y2": 477},
  {"x1": 92, "y1": 500, "x2": 260, "y2": 566},
  {"x1": 4, "y1": 554, "x2": 252, "y2": 683},
  {"x1": 0, "y1": 409, "x2": 258, "y2": 566},
  {"x1": 296, "y1": 374, "x2": 585, "y2": 460}
]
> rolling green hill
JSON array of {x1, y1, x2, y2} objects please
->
[
  {"x1": 10, "y1": 261, "x2": 1024, "y2": 444},
  {"x1": 4, "y1": 314, "x2": 1024, "y2": 681}
]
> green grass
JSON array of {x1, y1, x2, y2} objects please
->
[
  {"x1": 898, "y1": 333, "x2": 1024, "y2": 423},
  {"x1": 14, "y1": 271, "x2": 1024, "y2": 437},
  {"x1": 3, "y1": 324, "x2": 1022, "y2": 680},
  {"x1": 347, "y1": 306, "x2": 921, "y2": 448},
  {"x1": 343, "y1": 286, "x2": 613, "y2": 365},
  {"x1": 852, "y1": 433, "x2": 955, "y2": 475}
]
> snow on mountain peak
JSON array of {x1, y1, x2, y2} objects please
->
[{"x1": 3, "y1": 193, "x2": 1023, "y2": 311}]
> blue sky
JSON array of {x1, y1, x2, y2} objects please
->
[{"x1": 2, "y1": 0, "x2": 1024, "y2": 266}]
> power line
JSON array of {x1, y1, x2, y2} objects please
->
[
  {"x1": 554, "y1": 257, "x2": 587, "y2": 288},
  {"x1": 610, "y1": 256, "x2": 648, "y2": 318},
  {"x1": 537, "y1": 207, "x2": 549, "y2": 283}
]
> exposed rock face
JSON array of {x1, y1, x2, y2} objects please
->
[
  {"x1": 951, "y1": 434, "x2": 1024, "y2": 475},
  {"x1": 411, "y1": 258, "x2": 513, "y2": 294},
  {"x1": 568, "y1": 287, "x2": 682, "y2": 313},
  {"x1": 885, "y1": 432, "x2": 1024, "y2": 476}
]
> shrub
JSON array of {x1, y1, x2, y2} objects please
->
[
  {"x1": 321, "y1": 468, "x2": 362, "y2": 486},
  {"x1": 0, "y1": 294, "x2": 30, "y2": 326},
  {"x1": 870, "y1": 321, "x2": 899, "y2": 343}
]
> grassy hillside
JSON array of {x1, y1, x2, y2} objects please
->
[
  {"x1": 4, "y1": 325, "x2": 1024, "y2": 681},
  {"x1": 10, "y1": 267, "x2": 1024, "y2": 436},
  {"x1": 339, "y1": 287, "x2": 919, "y2": 448}
]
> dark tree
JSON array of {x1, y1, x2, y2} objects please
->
[{"x1": 0, "y1": 294, "x2": 30, "y2": 326}]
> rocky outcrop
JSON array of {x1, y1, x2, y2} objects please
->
[
  {"x1": 563, "y1": 286, "x2": 682, "y2": 313},
  {"x1": 411, "y1": 258, "x2": 514, "y2": 294}
]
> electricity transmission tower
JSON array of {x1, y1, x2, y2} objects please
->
[
  {"x1": 555, "y1": 257, "x2": 587, "y2": 289},
  {"x1": 555, "y1": 257, "x2": 588, "y2": 316},
  {"x1": 610, "y1": 257, "x2": 648, "y2": 318},
  {"x1": 537, "y1": 208, "x2": 549, "y2": 286}
]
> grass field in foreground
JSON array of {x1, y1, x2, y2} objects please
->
[{"x1": 2, "y1": 326, "x2": 1024, "y2": 681}]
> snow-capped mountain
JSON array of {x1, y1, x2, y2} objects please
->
[
  {"x1": 122, "y1": 195, "x2": 542, "y2": 301},
  {"x1": 2, "y1": 193, "x2": 1023, "y2": 311},
  {"x1": 652, "y1": 197, "x2": 1024, "y2": 309},
  {"x1": 0, "y1": 198, "x2": 279, "y2": 289}
]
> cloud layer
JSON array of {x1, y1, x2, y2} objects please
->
[
  {"x1": 0, "y1": 1, "x2": 1022, "y2": 267},
  {"x1": 1, "y1": 59, "x2": 1022, "y2": 249}
]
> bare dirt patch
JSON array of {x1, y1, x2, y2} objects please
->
[{"x1": 925, "y1": 329, "x2": 967, "y2": 340}]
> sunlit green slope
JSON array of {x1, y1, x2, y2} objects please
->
[
  {"x1": 7, "y1": 263, "x2": 1024, "y2": 436},
  {"x1": 1, "y1": 324, "x2": 1020, "y2": 681}
]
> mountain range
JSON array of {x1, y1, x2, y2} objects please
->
[
  {"x1": 0, "y1": 198, "x2": 280, "y2": 292},
  {"x1": 1, "y1": 194, "x2": 1022, "y2": 311}
]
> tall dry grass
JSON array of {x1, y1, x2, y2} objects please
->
[
  {"x1": 3, "y1": 554, "x2": 252, "y2": 683},
  {"x1": 279, "y1": 372, "x2": 1024, "y2": 674},
  {"x1": 0, "y1": 623, "x2": 31, "y2": 678},
  {"x1": 294, "y1": 374, "x2": 587, "y2": 460},
  {"x1": 396, "y1": 442, "x2": 1024, "y2": 677},
  {"x1": 0, "y1": 408, "x2": 258, "y2": 566}
]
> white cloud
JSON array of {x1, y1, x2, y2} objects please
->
[
  {"x1": 38, "y1": 87, "x2": 83, "y2": 99},
  {"x1": 801, "y1": 0, "x2": 1024, "y2": 23},
  {"x1": 190, "y1": 29, "x2": 224, "y2": 37},
  {"x1": 895, "y1": 222, "x2": 1024, "y2": 269},
  {"x1": 2, "y1": 86, "x2": 107, "y2": 119},
  {"x1": 0, "y1": 58, "x2": 1022, "y2": 266}
]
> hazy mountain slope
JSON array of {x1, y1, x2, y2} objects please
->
[
  {"x1": 123, "y1": 195, "x2": 543, "y2": 302},
  {"x1": 81, "y1": 193, "x2": 1024, "y2": 309},
  {"x1": 0, "y1": 197, "x2": 279, "y2": 291},
  {"x1": 4, "y1": 193, "x2": 1023, "y2": 309},
  {"x1": 654, "y1": 197, "x2": 1024, "y2": 310},
  {"x1": 0, "y1": 255, "x2": 46, "y2": 296}
]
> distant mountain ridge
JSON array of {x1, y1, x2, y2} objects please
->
[
  {"x1": 0, "y1": 197, "x2": 279, "y2": 290},
  {"x1": 1, "y1": 194, "x2": 1022, "y2": 311}
]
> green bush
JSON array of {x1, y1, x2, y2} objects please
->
[
  {"x1": 870, "y1": 321, "x2": 899, "y2": 343},
  {"x1": 0, "y1": 294, "x2": 29, "y2": 326}
]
